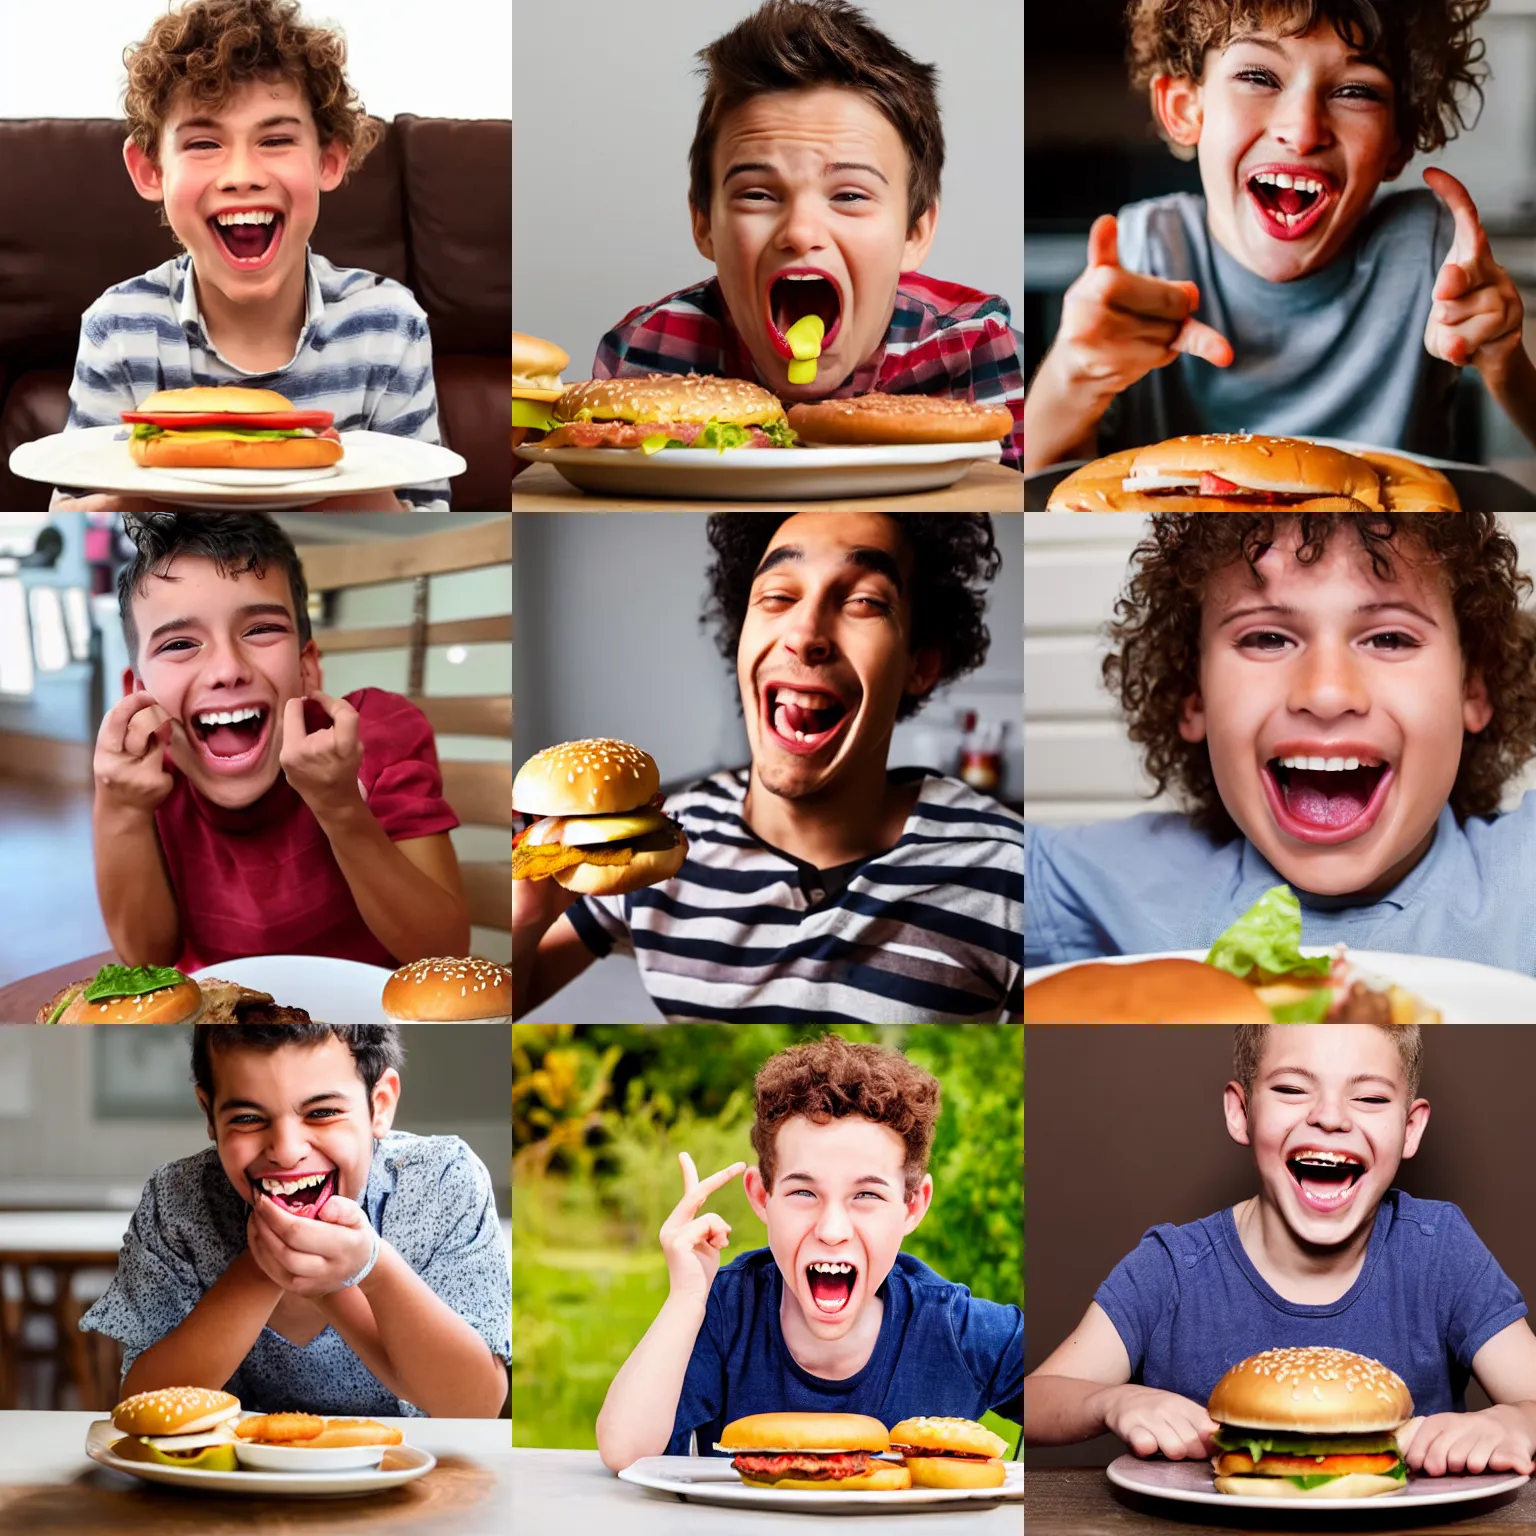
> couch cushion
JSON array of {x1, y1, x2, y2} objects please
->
[
  {"x1": 0, "y1": 369, "x2": 72, "y2": 510},
  {"x1": 435, "y1": 355, "x2": 511, "y2": 511},
  {"x1": 310, "y1": 119, "x2": 409, "y2": 285}
]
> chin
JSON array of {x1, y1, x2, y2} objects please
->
[{"x1": 193, "y1": 767, "x2": 281, "y2": 810}]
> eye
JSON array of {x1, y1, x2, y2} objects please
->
[
  {"x1": 1234, "y1": 68, "x2": 1279, "y2": 88},
  {"x1": 788, "y1": 1188, "x2": 816, "y2": 1199},
  {"x1": 188, "y1": 140, "x2": 220, "y2": 150},
  {"x1": 854, "y1": 1190, "x2": 886, "y2": 1200},
  {"x1": 227, "y1": 1113, "x2": 265, "y2": 1128},
  {"x1": 155, "y1": 638, "x2": 196, "y2": 654},
  {"x1": 848, "y1": 595, "x2": 891, "y2": 613},
  {"x1": 1272, "y1": 1084, "x2": 1306, "y2": 1095},
  {"x1": 263, "y1": 137, "x2": 296, "y2": 146},
  {"x1": 1363, "y1": 631, "x2": 1419, "y2": 651},
  {"x1": 754, "y1": 589, "x2": 795, "y2": 608},
  {"x1": 306, "y1": 1108, "x2": 343, "y2": 1121},
  {"x1": 833, "y1": 192, "x2": 869, "y2": 204},
  {"x1": 1357, "y1": 1095, "x2": 1390, "y2": 1105},
  {"x1": 1238, "y1": 630, "x2": 1292, "y2": 652},
  {"x1": 737, "y1": 190, "x2": 774, "y2": 203},
  {"x1": 246, "y1": 623, "x2": 287, "y2": 637}
]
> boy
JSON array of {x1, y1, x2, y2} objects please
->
[
  {"x1": 81, "y1": 1023, "x2": 509, "y2": 1417},
  {"x1": 1023, "y1": 1, "x2": 1534, "y2": 473},
  {"x1": 592, "y1": 0, "x2": 1023, "y2": 471},
  {"x1": 56, "y1": 0, "x2": 449, "y2": 510},
  {"x1": 1026, "y1": 1024, "x2": 1536, "y2": 1480},
  {"x1": 1026, "y1": 513, "x2": 1536, "y2": 968},
  {"x1": 594, "y1": 1034, "x2": 1022, "y2": 1470},
  {"x1": 93, "y1": 512, "x2": 470, "y2": 971},
  {"x1": 514, "y1": 512, "x2": 1023, "y2": 1023}
]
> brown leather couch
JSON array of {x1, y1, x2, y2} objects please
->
[{"x1": 0, "y1": 115, "x2": 510, "y2": 510}]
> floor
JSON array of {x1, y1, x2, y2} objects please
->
[{"x1": 0, "y1": 778, "x2": 110, "y2": 988}]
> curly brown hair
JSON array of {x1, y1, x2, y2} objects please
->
[
  {"x1": 1126, "y1": 0, "x2": 1489, "y2": 157},
  {"x1": 751, "y1": 1034, "x2": 941, "y2": 1197},
  {"x1": 124, "y1": 0, "x2": 380, "y2": 176},
  {"x1": 1102, "y1": 514, "x2": 1536, "y2": 843}
]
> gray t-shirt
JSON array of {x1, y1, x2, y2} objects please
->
[{"x1": 1102, "y1": 188, "x2": 1461, "y2": 457}]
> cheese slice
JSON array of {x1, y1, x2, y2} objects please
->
[{"x1": 523, "y1": 806, "x2": 671, "y2": 848}]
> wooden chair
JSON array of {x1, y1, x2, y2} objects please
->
[{"x1": 292, "y1": 518, "x2": 512, "y2": 937}]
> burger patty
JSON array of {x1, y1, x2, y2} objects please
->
[
  {"x1": 731, "y1": 1452, "x2": 872, "y2": 1480},
  {"x1": 889, "y1": 1446, "x2": 994, "y2": 1460},
  {"x1": 543, "y1": 420, "x2": 780, "y2": 450}
]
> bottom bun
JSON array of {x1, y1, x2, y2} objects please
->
[
  {"x1": 131, "y1": 435, "x2": 343, "y2": 469},
  {"x1": 1022, "y1": 957, "x2": 1272, "y2": 1024},
  {"x1": 741, "y1": 1464, "x2": 913, "y2": 1491},
  {"x1": 553, "y1": 834, "x2": 688, "y2": 896},
  {"x1": 903, "y1": 1456, "x2": 1005, "y2": 1489},
  {"x1": 1213, "y1": 1472, "x2": 1406, "y2": 1500},
  {"x1": 58, "y1": 979, "x2": 204, "y2": 1024}
]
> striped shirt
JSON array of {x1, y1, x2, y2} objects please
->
[
  {"x1": 567, "y1": 767, "x2": 1024, "y2": 1022},
  {"x1": 64, "y1": 247, "x2": 450, "y2": 508},
  {"x1": 593, "y1": 273, "x2": 1024, "y2": 471}
]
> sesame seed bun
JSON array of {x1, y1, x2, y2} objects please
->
[
  {"x1": 1120, "y1": 434, "x2": 1384, "y2": 509},
  {"x1": 889, "y1": 1418, "x2": 1010, "y2": 1460},
  {"x1": 136, "y1": 386, "x2": 296, "y2": 414},
  {"x1": 1208, "y1": 1348, "x2": 1413, "y2": 1433},
  {"x1": 113, "y1": 1387, "x2": 241, "y2": 1437},
  {"x1": 552, "y1": 375, "x2": 787, "y2": 429},
  {"x1": 787, "y1": 393, "x2": 1014, "y2": 446},
  {"x1": 382, "y1": 957, "x2": 511, "y2": 1022},
  {"x1": 1045, "y1": 448, "x2": 1170, "y2": 511},
  {"x1": 718, "y1": 1413, "x2": 893, "y2": 1455},
  {"x1": 1212, "y1": 1472, "x2": 1409, "y2": 1499},
  {"x1": 513, "y1": 332, "x2": 570, "y2": 400},
  {"x1": 1022, "y1": 958, "x2": 1273, "y2": 1024},
  {"x1": 44, "y1": 976, "x2": 204, "y2": 1024},
  {"x1": 513, "y1": 739, "x2": 660, "y2": 817}
]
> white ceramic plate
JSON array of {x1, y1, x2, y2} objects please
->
[
  {"x1": 10, "y1": 425, "x2": 465, "y2": 509},
  {"x1": 85, "y1": 1418, "x2": 435, "y2": 1498},
  {"x1": 617, "y1": 1456, "x2": 1022, "y2": 1511},
  {"x1": 1021, "y1": 949, "x2": 1536, "y2": 1024},
  {"x1": 188, "y1": 956, "x2": 396, "y2": 1024},
  {"x1": 1106, "y1": 1453, "x2": 1528, "y2": 1511},
  {"x1": 157, "y1": 465, "x2": 342, "y2": 487},
  {"x1": 235, "y1": 1439, "x2": 387, "y2": 1472},
  {"x1": 515, "y1": 440, "x2": 1005, "y2": 502}
]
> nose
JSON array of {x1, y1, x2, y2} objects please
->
[
  {"x1": 264, "y1": 1117, "x2": 311, "y2": 1169},
  {"x1": 1308, "y1": 1091, "x2": 1351, "y2": 1135},
  {"x1": 778, "y1": 591, "x2": 838, "y2": 668},
  {"x1": 194, "y1": 637, "x2": 253, "y2": 695},
  {"x1": 220, "y1": 140, "x2": 266, "y2": 191},
  {"x1": 1286, "y1": 635, "x2": 1368, "y2": 720},
  {"x1": 1269, "y1": 88, "x2": 1333, "y2": 157},
  {"x1": 774, "y1": 189, "x2": 830, "y2": 259},
  {"x1": 813, "y1": 1200, "x2": 854, "y2": 1244}
]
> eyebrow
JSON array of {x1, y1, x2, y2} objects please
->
[
  {"x1": 753, "y1": 545, "x2": 906, "y2": 592},
  {"x1": 146, "y1": 602, "x2": 295, "y2": 645},
  {"x1": 1226, "y1": 33, "x2": 1386, "y2": 70},
  {"x1": 175, "y1": 115, "x2": 305, "y2": 135},
  {"x1": 216, "y1": 1090, "x2": 348, "y2": 1114},
  {"x1": 1265, "y1": 1068, "x2": 1399, "y2": 1090},
  {"x1": 778, "y1": 1170, "x2": 895, "y2": 1188},
  {"x1": 723, "y1": 159, "x2": 888, "y2": 185},
  {"x1": 1216, "y1": 601, "x2": 1439, "y2": 631}
]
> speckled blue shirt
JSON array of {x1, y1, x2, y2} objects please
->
[{"x1": 80, "y1": 1131, "x2": 509, "y2": 1416}]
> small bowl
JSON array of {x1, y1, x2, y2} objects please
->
[{"x1": 234, "y1": 1439, "x2": 389, "y2": 1473}]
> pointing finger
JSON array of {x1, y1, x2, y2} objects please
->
[
  {"x1": 1087, "y1": 213, "x2": 1120, "y2": 270},
  {"x1": 1171, "y1": 318, "x2": 1235, "y2": 367},
  {"x1": 678, "y1": 1151, "x2": 699, "y2": 1194},
  {"x1": 1425, "y1": 167, "x2": 1489, "y2": 267}
]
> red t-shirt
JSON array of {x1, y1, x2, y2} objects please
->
[{"x1": 154, "y1": 689, "x2": 459, "y2": 972}]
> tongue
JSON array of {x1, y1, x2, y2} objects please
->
[
  {"x1": 810, "y1": 1271, "x2": 851, "y2": 1309},
  {"x1": 1275, "y1": 187, "x2": 1310, "y2": 216},
  {"x1": 204, "y1": 720, "x2": 261, "y2": 758},
  {"x1": 1281, "y1": 767, "x2": 1376, "y2": 828},
  {"x1": 220, "y1": 222, "x2": 273, "y2": 260}
]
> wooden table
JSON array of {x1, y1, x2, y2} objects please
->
[
  {"x1": 0, "y1": 952, "x2": 117, "y2": 1025},
  {"x1": 1027, "y1": 1465, "x2": 1536, "y2": 1533},
  {"x1": 0, "y1": 1411, "x2": 510, "y2": 1534},
  {"x1": 511, "y1": 459, "x2": 1023, "y2": 511}
]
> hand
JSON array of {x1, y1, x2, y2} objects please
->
[
  {"x1": 1048, "y1": 214, "x2": 1234, "y2": 402},
  {"x1": 1095, "y1": 1383, "x2": 1219, "y2": 1461},
  {"x1": 246, "y1": 1192, "x2": 376, "y2": 1298},
  {"x1": 658, "y1": 1152, "x2": 745, "y2": 1305},
  {"x1": 1401, "y1": 1405, "x2": 1536, "y2": 1477},
  {"x1": 299, "y1": 492, "x2": 410, "y2": 511},
  {"x1": 1423, "y1": 169, "x2": 1525, "y2": 379},
  {"x1": 93, "y1": 689, "x2": 179, "y2": 813},
  {"x1": 513, "y1": 867, "x2": 581, "y2": 933},
  {"x1": 279, "y1": 691, "x2": 363, "y2": 817}
]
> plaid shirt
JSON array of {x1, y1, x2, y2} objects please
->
[{"x1": 592, "y1": 272, "x2": 1023, "y2": 470}]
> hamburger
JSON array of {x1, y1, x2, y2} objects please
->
[
  {"x1": 124, "y1": 387, "x2": 342, "y2": 470},
  {"x1": 542, "y1": 375, "x2": 796, "y2": 452},
  {"x1": 1116, "y1": 434, "x2": 1384, "y2": 509},
  {"x1": 513, "y1": 739, "x2": 687, "y2": 895},
  {"x1": 36, "y1": 965, "x2": 312, "y2": 1024},
  {"x1": 889, "y1": 1417, "x2": 1010, "y2": 1490},
  {"x1": 512, "y1": 331, "x2": 570, "y2": 456},
  {"x1": 382, "y1": 957, "x2": 512, "y2": 1022},
  {"x1": 786, "y1": 393, "x2": 1015, "y2": 447},
  {"x1": 1208, "y1": 1347, "x2": 1412, "y2": 1499},
  {"x1": 1355, "y1": 449, "x2": 1461, "y2": 511},
  {"x1": 716, "y1": 1413, "x2": 912, "y2": 1490},
  {"x1": 110, "y1": 1387, "x2": 241, "y2": 1471},
  {"x1": 1023, "y1": 957, "x2": 1273, "y2": 1024}
]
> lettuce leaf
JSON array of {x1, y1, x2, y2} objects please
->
[
  {"x1": 1205, "y1": 885, "x2": 1332, "y2": 984},
  {"x1": 131, "y1": 423, "x2": 312, "y2": 441},
  {"x1": 83, "y1": 964, "x2": 189, "y2": 1003}
]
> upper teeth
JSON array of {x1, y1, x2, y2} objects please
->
[
  {"x1": 1252, "y1": 172, "x2": 1325, "y2": 194},
  {"x1": 216, "y1": 210, "x2": 276, "y2": 225},
  {"x1": 197, "y1": 707, "x2": 262, "y2": 726},
  {"x1": 781, "y1": 274, "x2": 822, "y2": 281},
  {"x1": 1295, "y1": 1151, "x2": 1357, "y2": 1165},
  {"x1": 775, "y1": 687, "x2": 839, "y2": 709},
  {"x1": 1276, "y1": 755, "x2": 1377, "y2": 771},
  {"x1": 809, "y1": 1261, "x2": 854, "y2": 1274},
  {"x1": 260, "y1": 1172, "x2": 327, "y2": 1195}
]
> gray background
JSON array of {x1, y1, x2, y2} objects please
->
[{"x1": 512, "y1": 0, "x2": 1024, "y2": 377}]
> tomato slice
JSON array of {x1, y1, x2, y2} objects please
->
[
  {"x1": 121, "y1": 410, "x2": 335, "y2": 430},
  {"x1": 1217, "y1": 1451, "x2": 1401, "y2": 1475}
]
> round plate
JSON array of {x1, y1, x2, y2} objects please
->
[
  {"x1": 1021, "y1": 949, "x2": 1536, "y2": 1024},
  {"x1": 188, "y1": 956, "x2": 395, "y2": 1024},
  {"x1": 1106, "y1": 1453, "x2": 1528, "y2": 1511},
  {"x1": 515, "y1": 441, "x2": 1004, "y2": 502},
  {"x1": 157, "y1": 465, "x2": 342, "y2": 487},
  {"x1": 616, "y1": 1456, "x2": 1022, "y2": 1511},
  {"x1": 85, "y1": 1418, "x2": 435, "y2": 1499},
  {"x1": 235, "y1": 1439, "x2": 387, "y2": 1472}
]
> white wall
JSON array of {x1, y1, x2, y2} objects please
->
[{"x1": 0, "y1": 0, "x2": 512, "y2": 121}]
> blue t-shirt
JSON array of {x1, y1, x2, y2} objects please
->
[
  {"x1": 668, "y1": 1248, "x2": 1023, "y2": 1454},
  {"x1": 1095, "y1": 1191, "x2": 1525, "y2": 1415},
  {"x1": 1026, "y1": 798, "x2": 1536, "y2": 975}
]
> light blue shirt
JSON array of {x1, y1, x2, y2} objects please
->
[{"x1": 1025, "y1": 796, "x2": 1536, "y2": 974}]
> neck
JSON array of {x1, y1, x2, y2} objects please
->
[
  {"x1": 743, "y1": 756, "x2": 918, "y2": 869},
  {"x1": 1233, "y1": 1194, "x2": 1375, "y2": 1302},
  {"x1": 778, "y1": 1284, "x2": 884, "y2": 1380},
  {"x1": 192, "y1": 257, "x2": 307, "y2": 365}
]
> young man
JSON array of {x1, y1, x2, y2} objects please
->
[
  {"x1": 513, "y1": 511, "x2": 1022, "y2": 1023},
  {"x1": 595, "y1": 1034, "x2": 1022, "y2": 1469}
]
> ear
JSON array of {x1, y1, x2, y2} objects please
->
[
  {"x1": 901, "y1": 201, "x2": 939, "y2": 272},
  {"x1": 1400, "y1": 1098, "x2": 1431, "y2": 1160},
  {"x1": 1382, "y1": 133, "x2": 1411, "y2": 184},
  {"x1": 904, "y1": 645, "x2": 944, "y2": 706},
  {"x1": 1178, "y1": 686, "x2": 1209, "y2": 744},
  {"x1": 1150, "y1": 73, "x2": 1204, "y2": 152},
  {"x1": 1463, "y1": 667, "x2": 1492, "y2": 736},
  {"x1": 743, "y1": 1165, "x2": 771, "y2": 1222},
  {"x1": 317, "y1": 137, "x2": 351, "y2": 194},
  {"x1": 123, "y1": 137, "x2": 167, "y2": 205},
  {"x1": 299, "y1": 638, "x2": 323, "y2": 698},
  {"x1": 690, "y1": 197, "x2": 716, "y2": 263},
  {"x1": 900, "y1": 1173, "x2": 933, "y2": 1237},
  {"x1": 368, "y1": 1068, "x2": 401, "y2": 1136},
  {"x1": 196, "y1": 1088, "x2": 214, "y2": 1140},
  {"x1": 1223, "y1": 1081, "x2": 1253, "y2": 1147}
]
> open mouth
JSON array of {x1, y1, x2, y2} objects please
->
[
  {"x1": 1262, "y1": 754, "x2": 1393, "y2": 845},
  {"x1": 763, "y1": 683, "x2": 852, "y2": 756},
  {"x1": 251, "y1": 1167, "x2": 337, "y2": 1218},
  {"x1": 1285, "y1": 1150, "x2": 1364, "y2": 1211},
  {"x1": 190, "y1": 704, "x2": 272, "y2": 772},
  {"x1": 1245, "y1": 170, "x2": 1332, "y2": 242},
  {"x1": 208, "y1": 209, "x2": 286, "y2": 271},
  {"x1": 806, "y1": 1260, "x2": 858, "y2": 1315},
  {"x1": 766, "y1": 270, "x2": 843, "y2": 359}
]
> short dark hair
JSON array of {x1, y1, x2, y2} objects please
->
[
  {"x1": 702, "y1": 513, "x2": 1002, "y2": 722},
  {"x1": 688, "y1": 0, "x2": 944, "y2": 235},
  {"x1": 118, "y1": 511, "x2": 312, "y2": 660},
  {"x1": 192, "y1": 1023, "x2": 404, "y2": 1110}
]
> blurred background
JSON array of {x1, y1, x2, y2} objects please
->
[
  {"x1": 0, "y1": 1023, "x2": 510, "y2": 1414},
  {"x1": 1026, "y1": 0, "x2": 1536, "y2": 484},
  {"x1": 511, "y1": 1023, "x2": 1022, "y2": 1452}
]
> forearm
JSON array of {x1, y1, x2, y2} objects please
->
[
  {"x1": 596, "y1": 1294, "x2": 707, "y2": 1470},
  {"x1": 119, "y1": 1251, "x2": 281, "y2": 1396},
  {"x1": 92, "y1": 800, "x2": 180, "y2": 966},
  {"x1": 1023, "y1": 350, "x2": 1109, "y2": 475},
  {"x1": 1023, "y1": 1373, "x2": 1115, "y2": 1447},
  {"x1": 316, "y1": 800, "x2": 470, "y2": 962},
  {"x1": 1482, "y1": 346, "x2": 1536, "y2": 451}
]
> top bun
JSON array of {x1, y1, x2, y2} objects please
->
[
  {"x1": 1355, "y1": 450, "x2": 1461, "y2": 512},
  {"x1": 113, "y1": 1387, "x2": 241, "y2": 1436},
  {"x1": 1123, "y1": 434, "x2": 1383, "y2": 508},
  {"x1": 514, "y1": 738, "x2": 660, "y2": 817},
  {"x1": 553, "y1": 374, "x2": 786, "y2": 428},
  {"x1": 56, "y1": 976, "x2": 204, "y2": 1024},
  {"x1": 383, "y1": 956, "x2": 511, "y2": 1021},
  {"x1": 1023, "y1": 957, "x2": 1272, "y2": 1024},
  {"x1": 513, "y1": 332, "x2": 570, "y2": 398},
  {"x1": 1208, "y1": 1348, "x2": 1413, "y2": 1432},
  {"x1": 137, "y1": 386, "x2": 296, "y2": 414},
  {"x1": 718, "y1": 1413, "x2": 892, "y2": 1454},
  {"x1": 888, "y1": 1417, "x2": 1010, "y2": 1459}
]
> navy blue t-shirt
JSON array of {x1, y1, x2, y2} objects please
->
[
  {"x1": 668, "y1": 1247, "x2": 1024, "y2": 1455},
  {"x1": 1095, "y1": 1191, "x2": 1525, "y2": 1415}
]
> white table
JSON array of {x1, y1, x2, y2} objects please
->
[{"x1": 511, "y1": 1449, "x2": 1024, "y2": 1533}]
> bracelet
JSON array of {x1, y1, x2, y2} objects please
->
[{"x1": 332, "y1": 1225, "x2": 381, "y2": 1293}]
